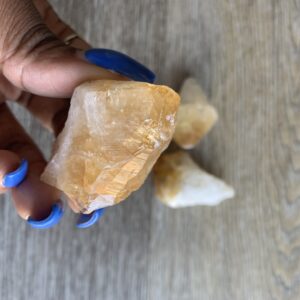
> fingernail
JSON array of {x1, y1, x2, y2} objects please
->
[
  {"x1": 27, "y1": 202, "x2": 64, "y2": 229},
  {"x1": 2, "y1": 159, "x2": 28, "y2": 188},
  {"x1": 76, "y1": 208, "x2": 105, "y2": 229},
  {"x1": 84, "y1": 49, "x2": 156, "y2": 83}
]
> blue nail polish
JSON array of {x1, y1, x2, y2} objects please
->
[
  {"x1": 85, "y1": 49, "x2": 156, "y2": 83},
  {"x1": 2, "y1": 159, "x2": 28, "y2": 188},
  {"x1": 27, "y1": 202, "x2": 64, "y2": 229},
  {"x1": 76, "y1": 208, "x2": 105, "y2": 229}
]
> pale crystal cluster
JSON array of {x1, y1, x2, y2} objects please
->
[
  {"x1": 41, "y1": 80, "x2": 180, "y2": 213},
  {"x1": 154, "y1": 77, "x2": 235, "y2": 208},
  {"x1": 173, "y1": 78, "x2": 218, "y2": 149},
  {"x1": 154, "y1": 151, "x2": 235, "y2": 208}
]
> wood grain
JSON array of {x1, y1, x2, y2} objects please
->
[{"x1": 0, "y1": 0, "x2": 298, "y2": 299}]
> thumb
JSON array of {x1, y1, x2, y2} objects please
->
[
  {"x1": 0, "y1": 0, "x2": 153, "y2": 99},
  {"x1": 4, "y1": 46, "x2": 123, "y2": 98}
]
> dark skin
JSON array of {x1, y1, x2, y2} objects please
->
[{"x1": 0, "y1": 0, "x2": 124, "y2": 220}]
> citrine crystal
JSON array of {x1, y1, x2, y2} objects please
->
[
  {"x1": 173, "y1": 78, "x2": 218, "y2": 149},
  {"x1": 41, "y1": 80, "x2": 180, "y2": 213},
  {"x1": 154, "y1": 151, "x2": 235, "y2": 207}
]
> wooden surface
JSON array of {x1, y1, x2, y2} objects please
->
[{"x1": 1, "y1": 0, "x2": 298, "y2": 299}]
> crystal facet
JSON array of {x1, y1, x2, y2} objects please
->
[
  {"x1": 41, "y1": 80, "x2": 180, "y2": 213},
  {"x1": 173, "y1": 78, "x2": 218, "y2": 149},
  {"x1": 154, "y1": 151, "x2": 235, "y2": 207}
]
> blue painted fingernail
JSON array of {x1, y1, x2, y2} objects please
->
[
  {"x1": 76, "y1": 208, "x2": 105, "y2": 229},
  {"x1": 85, "y1": 48, "x2": 155, "y2": 83},
  {"x1": 2, "y1": 159, "x2": 28, "y2": 188},
  {"x1": 27, "y1": 202, "x2": 64, "y2": 229}
]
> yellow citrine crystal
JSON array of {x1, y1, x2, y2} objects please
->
[
  {"x1": 41, "y1": 80, "x2": 180, "y2": 213},
  {"x1": 173, "y1": 78, "x2": 218, "y2": 149}
]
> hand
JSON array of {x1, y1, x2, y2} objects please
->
[{"x1": 0, "y1": 0, "x2": 154, "y2": 227}]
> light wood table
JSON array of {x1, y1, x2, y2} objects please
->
[{"x1": 1, "y1": 1, "x2": 298, "y2": 299}]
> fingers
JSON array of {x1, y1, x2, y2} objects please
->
[
  {"x1": 0, "y1": 0, "x2": 90, "y2": 134},
  {"x1": 15, "y1": 0, "x2": 88, "y2": 134},
  {"x1": 0, "y1": 103, "x2": 59, "y2": 220},
  {"x1": 0, "y1": 0, "x2": 123, "y2": 98},
  {"x1": 0, "y1": 0, "x2": 154, "y2": 230},
  {"x1": 0, "y1": 0, "x2": 153, "y2": 134},
  {"x1": 4, "y1": 47, "x2": 124, "y2": 98},
  {"x1": 33, "y1": 0, "x2": 89, "y2": 49},
  {"x1": 0, "y1": 72, "x2": 69, "y2": 135},
  {"x1": 14, "y1": 93, "x2": 70, "y2": 136}
]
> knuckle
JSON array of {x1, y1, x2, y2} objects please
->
[
  {"x1": 2, "y1": 22, "x2": 67, "y2": 90},
  {"x1": 6, "y1": 23, "x2": 61, "y2": 61},
  {"x1": 0, "y1": 1, "x2": 50, "y2": 62}
]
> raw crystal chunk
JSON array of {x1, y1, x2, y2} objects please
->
[
  {"x1": 153, "y1": 151, "x2": 235, "y2": 208},
  {"x1": 41, "y1": 80, "x2": 180, "y2": 213},
  {"x1": 173, "y1": 78, "x2": 218, "y2": 149}
]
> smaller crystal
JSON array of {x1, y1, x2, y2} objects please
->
[
  {"x1": 153, "y1": 151, "x2": 235, "y2": 207},
  {"x1": 173, "y1": 78, "x2": 218, "y2": 149}
]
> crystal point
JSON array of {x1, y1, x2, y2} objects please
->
[
  {"x1": 41, "y1": 80, "x2": 180, "y2": 213},
  {"x1": 173, "y1": 78, "x2": 218, "y2": 149},
  {"x1": 154, "y1": 151, "x2": 235, "y2": 207}
]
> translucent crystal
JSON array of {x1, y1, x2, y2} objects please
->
[
  {"x1": 173, "y1": 78, "x2": 218, "y2": 149},
  {"x1": 154, "y1": 151, "x2": 235, "y2": 207},
  {"x1": 41, "y1": 80, "x2": 180, "y2": 213}
]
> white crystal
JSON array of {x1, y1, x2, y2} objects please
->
[{"x1": 154, "y1": 151, "x2": 235, "y2": 207}]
